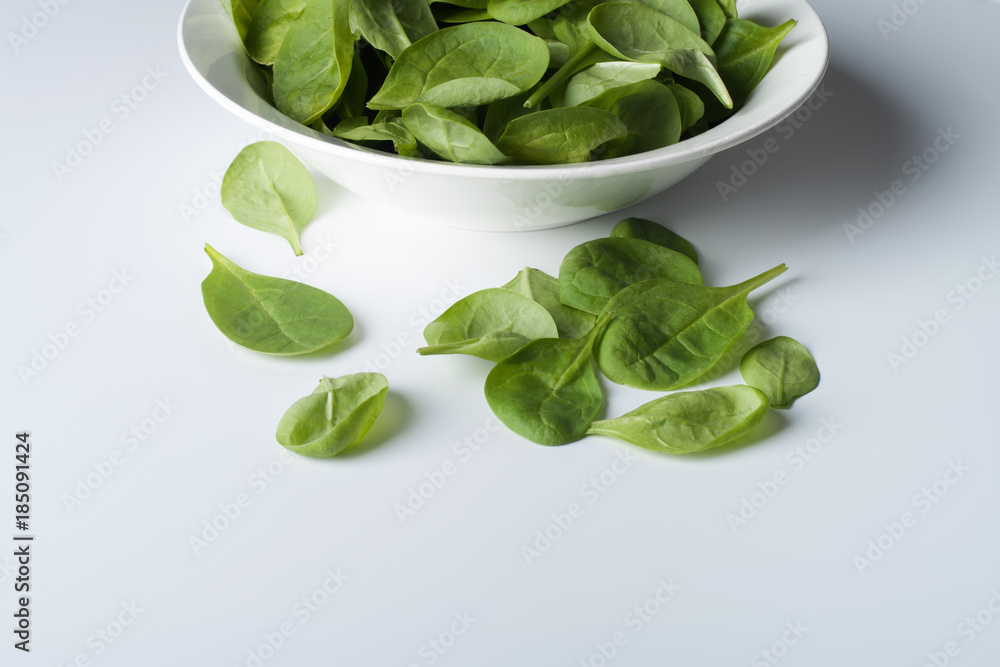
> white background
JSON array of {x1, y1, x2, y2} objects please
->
[{"x1": 4, "y1": 1, "x2": 1000, "y2": 665}]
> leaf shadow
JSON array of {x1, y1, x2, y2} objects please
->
[{"x1": 335, "y1": 391, "x2": 414, "y2": 458}]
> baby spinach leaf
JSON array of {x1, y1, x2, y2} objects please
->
[
  {"x1": 716, "y1": 0, "x2": 737, "y2": 19},
  {"x1": 485, "y1": 317, "x2": 608, "y2": 445},
  {"x1": 595, "y1": 264, "x2": 787, "y2": 390},
  {"x1": 349, "y1": 0, "x2": 438, "y2": 59},
  {"x1": 330, "y1": 117, "x2": 420, "y2": 157},
  {"x1": 582, "y1": 79, "x2": 682, "y2": 157},
  {"x1": 502, "y1": 267, "x2": 596, "y2": 340},
  {"x1": 487, "y1": 0, "x2": 574, "y2": 26},
  {"x1": 587, "y1": 385, "x2": 769, "y2": 453},
  {"x1": 401, "y1": 103, "x2": 511, "y2": 165},
  {"x1": 331, "y1": 50, "x2": 368, "y2": 119},
  {"x1": 663, "y1": 81, "x2": 705, "y2": 130},
  {"x1": 562, "y1": 61, "x2": 662, "y2": 107},
  {"x1": 713, "y1": 18, "x2": 797, "y2": 109},
  {"x1": 244, "y1": 0, "x2": 306, "y2": 65},
  {"x1": 419, "y1": 288, "x2": 559, "y2": 361},
  {"x1": 628, "y1": 0, "x2": 701, "y2": 35},
  {"x1": 201, "y1": 244, "x2": 353, "y2": 355},
  {"x1": 740, "y1": 336, "x2": 820, "y2": 409},
  {"x1": 368, "y1": 23, "x2": 550, "y2": 110},
  {"x1": 483, "y1": 90, "x2": 535, "y2": 143},
  {"x1": 276, "y1": 374, "x2": 389, "y2": 457},
  {"x1": 610, "y1": 217, "x2": 699, "y2": 265},
  {"x1": 587, "y1": 3, "x2": 733, "y2": 108},
  {"x1": 558, "y1": 237, "x2": 703, "y2": 315},
  {"x1": 222, "y1": 0, "x2": 260, "y2": 43},
  {"x1": 496, "y1": 106, "x2": 627, "y2": 164},
  {"x1": 221, "y1": 141, "x2": 316, "y2": 256},
  {"x1": 433, "y1": 6, "x2": 492, "y2": 22},
  {"x1": 272, "y1": 0, "x2": 355, "y2": 124},
  {"x1": 688, "y1": 0, "x2": 727, "y2": 45}
]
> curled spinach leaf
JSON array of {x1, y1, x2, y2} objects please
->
[
  {"x1": 713, "y1": 18, "x2": 797, "y2": 109},
  {"x1": 201, "y1": 245, "x2": 353, "y2": 355},
  {"x1": 485, "y1": 317, "x2": 608, "y2": 446},
  {"x1": 502, "y1": 267, "x2": 596, "y2": 340},
  {"x1": 558, "y1": 237, "x2": 703, "y2": 315},
  {"x1": 276, "y1": 374, "x2": 389, "y2": 457},
  {"x1": 562, "y1": 61, "x2": 661, "y2": 107},
  {"x1": 496, "y1": 106, "x2": 627, "y2": 164},
  {"x1": 401, "y1": 103, "x2": 510, "y2": 165},
  {"x1": 582, "y1": 79, "x2": 682, "y2": 157},
  {"x1": 740, "y1": 336, "x2": 820, "y2": 409},
  {"x1": 221, "y1": 141, "x2": 317, "y2": 256},
  {"x1": 419, "y1": 288, "x2": 558, "y2": 361},
  {"x1": 595, "y1": 264, "x2": 787, "y2": 390},
  {"x1": 587, "y1": 385, "x2": 769, "y2": 453},
  {"x1": 610, "y1": 217, "x2": 699, "y2": 265},
  {"x1": 328, "y1": 116, "x2": 420, "y2": 157}
]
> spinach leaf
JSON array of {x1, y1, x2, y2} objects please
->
[
  {"x1": 502, "y1": 267, "x2": 596, "y2": 340},
  {"x1": 349, "y1": 0, "x2": 438, "y2": 59},
  {"x1": 595, "y1": 264, "x2": 787, "y2": 390},
  {"x1": 221, "y1": 141, "x2": 317, "y2": 256},
  {"x1": 562, "y1": 61, "x2": 662, "y2": 107},
  {"x1": 687, "y1": 0, "x2": 727, "y2": 45},
  {"x1": 610, "y1": 217, "x2": 699, "y2": 265},
  {"x1": 433, "y1": 5, "x2": 492, "y2": 22},
  {"x1": 222, "y1": 0, "x2": 260, "y2": 43},
  {"x1": 713, "y1": 18, "x2": 797, "y2": 109},
  {"x1": 330, "y1": 117, "x2": 420, "y2": 157},
  {"x1": 716, "y1": 0, "x2": 737, "y2": 19},
  {"x1": 628, "y1": 0, "x2": 701, "y2": 35},
  {"x1": 244, "y1": 0, "x2": 306, "y2": 65},
  {"x1": 587, "y1": 3, "x2": 733, "y2": 108},
  {"x1": 587, "y1": 385, "x2": 769, "y2": 453},
  {"x1": 740, "y1": 336, "x2": 820, "y2": 409},
  {"x1": 483, "y1": 90, "x2": 535, "y2": 143},
  {"x1": 558, "y1": 237, "x2": 703, "y2": 315},
  {"x1": 488, "y1": 0, "x2": 574, "y2": 26},
  {"x1": 401, "y1": 103, "x2": 511, "y2": 165},
  {"x1": 201, "y1": 244, "x2": 353, "y2": 355},
  {"x1": 418, "y1": 288, "x2": 559, "y2": 361},
  {"x1": 485, "y1": 317, "x2": 608, "y2": 445},
  {"x1": 368, "y1": 23, "x2": 550, "y2": 110},
  {"x1": 276, "y1": 374, "x2": 389, "y2": 457},
  {"x1": 663, "y1": 81, "x2": 705, "y2": 131},
  {"x1": 582, "y1": 79, "x2": 682, "y2": 157},
  {"x1": 496, "y1": 106, "x2": 627, "y2": 164},
  {"x1": 272, "y1": 0, "x2": 354, "y2": 124}
]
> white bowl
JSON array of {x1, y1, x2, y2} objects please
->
[{"x1": 178, "y1": 0, "x2": 829, "y2": 232}]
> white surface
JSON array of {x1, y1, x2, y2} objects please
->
[
  {"x1": 177, "y1": 0, "x2": 828, "y2": 230},
  {"x1": 3, "y1": 1, "x2": 1000, "y2": 665}
]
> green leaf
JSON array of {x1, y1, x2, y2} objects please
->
[
  {"x1": 740, "y1": 336, "x2": 820, "y2": 409},
  {"x1": 349, "y1": 0, "x2": 438, "y2": 59},
  {"x1": 587, "y1": 385, "x2": 769, "y2": 453},
  {"x1": 245, "y1": 0, "x2": 307, "y2": 65},
  {"x1": 662, "y1": 82, "x2": 705, "y2": 131},
  {"x1": 562, "y1": 61, "x2": 662, "y2": 107},
  {"x1": 485, "y1": 317, "x2": 608, "y2": 445},
  {"x1": 610, "y1": 217, "x2": 699, "y2": 265},
  {"x1": 272, "y1": 0, "x2": 354, "y2": 125},
  {"x1": 331, "y1": 50, "x2": 369, "y2": 119},
  {"x1": 687, "y1": 0, "x2": 727, "y2": 45},
  {"x1": 276, "y1": 374, "x2": 389, "y2": 457},
  {"x1": 221, "y1": 141, "x2": 317, "y2": 256},
  {"x1": 502, "y1": 267, "x2": 596, "y2": 340},
  {"x1": 628, "y1": 0, "x2": 701, "y2": 35},
  {"x1": 368, "y1": 23, "x2": 550, "y2": 110},
  {"x1": 483, "y1": 90, "x2": 535, "y2": 143},
  {"x1": 401, "y1": 103, "x2": 511, "y2": 164},
  {"x1": 329, "y1": 117, "x2": 420, "y2": 157},
  {"x1": 222, "y1": 0, "x2": 260, "y2": 42},
  {"x1": 716, "y1": 0, "x2": 737, "y2": 19},
  {"x1": 201, "y1": 245, "x2": 353, "y2": 355},
  {"x1": 587, "y1": 3, "x2": 732, "y2": 108},
  {"x1": 496, "y1": 106, "x2": 627, "y2": 164},
  {"x1": 713, "y1": 18, "x2": 797, "y2": 109},
  {"x1": 595, "y1": 264, "x2": 787, "y2": 390},
  {"x1": 582, "y1": 79, "x2": 682, "y2": 157},
  {"x1": 418, "y1": 288, "x2": 559, "y2": 361},
  {"x1": 558, "y1": 237, "x2": 703, "y2": 315},
  {"x1": 487, "y1": 0, "x2": 573, "y2": 26}
]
